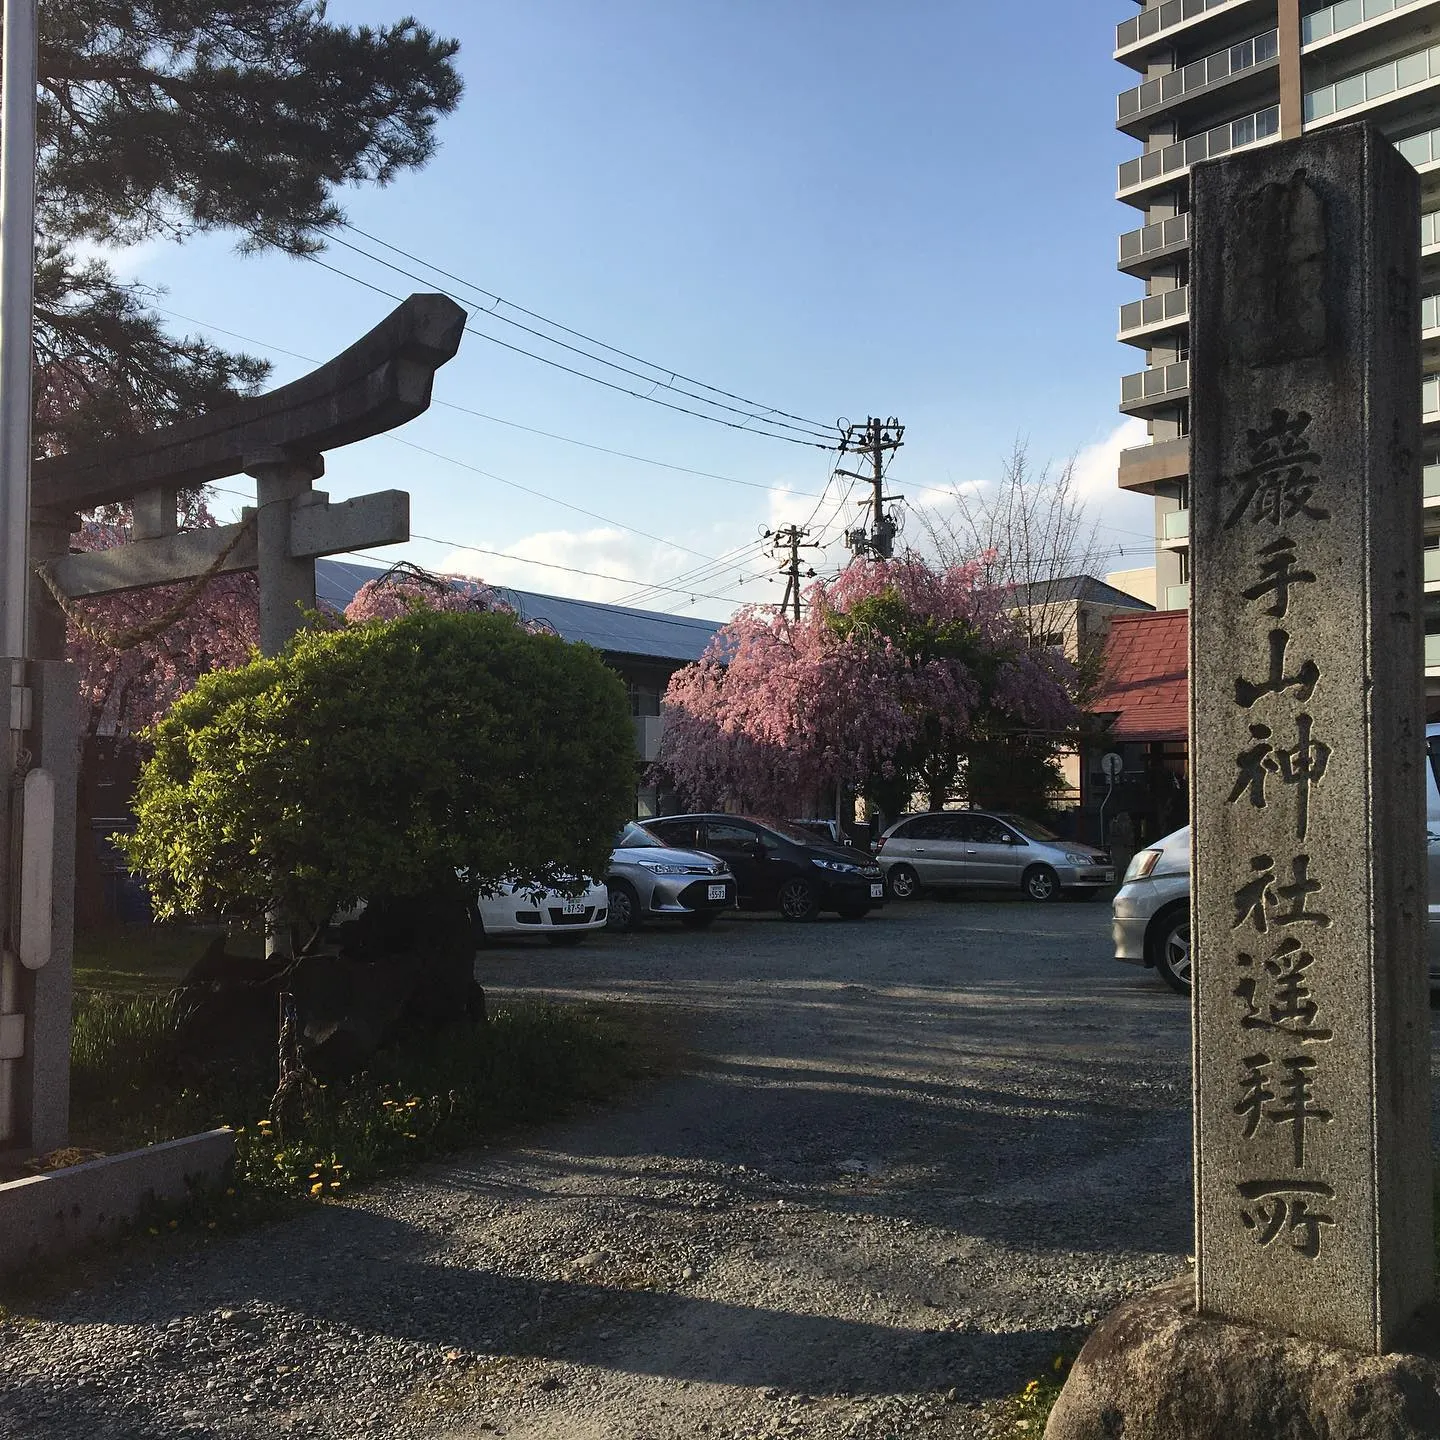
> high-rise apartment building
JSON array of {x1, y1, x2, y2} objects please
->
[{"x1": 1115, "y1": 0, "x2": 1440, "y2": 687}]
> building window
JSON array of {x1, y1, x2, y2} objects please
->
[{"x1": 628, "y1": 683, "x2": 661, "y2": 718}]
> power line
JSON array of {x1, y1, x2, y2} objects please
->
[
  {"x1": 342, "y1": 220, "x2": 834, "y2": 434},
  {"x1": 153, "y1": 304, "x2": 828, "y2": 500},
  {"x1": 303, "y1": 249, "x2": 837, "y2": 450}
]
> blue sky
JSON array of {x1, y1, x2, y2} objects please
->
[{"x1": 120, "y1": 0, "x2": 1156, "y2": 619}]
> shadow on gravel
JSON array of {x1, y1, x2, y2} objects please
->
[{"x1": 10, "y1": 1208, "x2": 1088, "y2": 1406}]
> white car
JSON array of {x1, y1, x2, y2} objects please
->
[
  {"x1": 476, "y1": 877, "x2": 609, "y2": 946},
  {"x1": 1114, "y1": 723, "x2": 1440, "y2": 994}
]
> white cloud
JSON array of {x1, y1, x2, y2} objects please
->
[{"x1": 1072, "y1": 418, "x2": 1150, "y2": 498}]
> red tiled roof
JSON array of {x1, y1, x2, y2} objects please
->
[{"x1": 1094, "y1": 610, "x2": 1189, "y2": 742}]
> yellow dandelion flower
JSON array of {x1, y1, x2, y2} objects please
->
[
  {"x1": 1053, "y1": 1355, "x2": 1064, "y2": 1372},
  {"x1": 403, "y1": 1132, "x2": 417, "y2": 1139},
  {"x1": 207, "y1": 1222, "x2": 217, "y2": 1230},
  {"x1": 168, "y1": 1219, "x2": 179, "y2": 1230},
  {"x1": 309, "y1": 1182, "x2": 323, "y2": 1197},
  {"x1": 225, "y1": 1188, "x2": 236, "y2": 1197},
  {"x1": 405, "y1": 1099, "x2": 419, "y2": 1109},
  {"x1": 329, "y1": 1182, "x2": 341, "y2": 1190}
]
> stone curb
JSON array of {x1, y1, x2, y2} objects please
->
[{"x1": 0, "y1": 1128, "x2": 235, "y2": 1274}]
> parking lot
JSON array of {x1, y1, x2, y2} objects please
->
[{"x1": 6, "y1": 897, "x2": 1438, "y2": 1439}]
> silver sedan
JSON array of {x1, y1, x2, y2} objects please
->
[{"x1": 605, "y1": 822, "x2": 737, "y2": 931}]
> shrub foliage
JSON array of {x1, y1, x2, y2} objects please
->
[{"x1": 122, "y1": 609, "x2": 636, "y2": 926}]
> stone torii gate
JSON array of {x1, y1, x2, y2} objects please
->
[{"x1": 0, "y1": 292, "x2": 465, "y2": 1155}]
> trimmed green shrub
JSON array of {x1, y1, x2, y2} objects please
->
[{"x1": 121, "y1": 608, "x2": 636, "y2": 927}]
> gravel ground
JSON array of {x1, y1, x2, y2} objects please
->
[{"x1": 0, "y1": 896, "x2": 1352, "y2": 1437}]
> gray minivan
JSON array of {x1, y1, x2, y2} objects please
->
[{"x1": 876, "y1": 810, "x2": 1115, "y2": 902}]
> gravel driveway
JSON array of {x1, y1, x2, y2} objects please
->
[{"x1": 2, "y1": 899, "x2": 1214, "y2": 1438}]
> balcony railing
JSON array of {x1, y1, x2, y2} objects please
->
[
  {"x1": 1303, "y1": 0, "x2": 1428, "y2": 46},
  {"x1": 1305, "y1": 38, "x2": 1440, "y2": 122},
  {"x1": 1119, "y1": 212, "x2": 1191, "y2": 266},
  {"x1": 1118, "y1": 30, "x2": 1278, "y2": 122},
  {"x1": 1425, "y1": 462, "x2": 1440, "y2": 499},
  {"x1": 1121, "y1": 359, "x2": 1190, "y2": 407},
  {"x1": 1165, "y1": 582, "x2": 1191, "y2": 610},
  {"x1": 1425, "y1": 548, "x2": 1440, "y2": 585},
  {"x1": 1427, "y1": 632, "x2": 1440, "y2": 670},
  {"x1": 1118, "y1": 106, "x2": 1280, "y2": 194},
  {"x1": 1426, "y1": 375, "x2": 1440, "y2": 418},
  {"x1": 1425, "y1": 294, "x2": 1440, "y2": 332},
  {"x1": 1116, "y1": 0, "x2": 1246, "y2": 51},
  {"x1": 1162, "y1": 508, "x2": 1191, "y2": 541},
  {"x1": 1424, "y1": 211, "x2": 1440, "y2": 249},
  {"x1": 1120, "y1": 285, "x2": 1191, "y2": 335},
  {"x1": 1398, "y1": 125, "x2": 1440, "y2": 168}
]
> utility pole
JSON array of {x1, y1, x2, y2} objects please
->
[
  {"x1": 765, "y1": 524, "x2": 821, "y2": 623},
  {"x1": 837, "y1": 417, "x2": 904, "y2": 560}
]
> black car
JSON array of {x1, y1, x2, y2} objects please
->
[{"x1": 641, "y1": 814, "x2": 886, "y2": 921}]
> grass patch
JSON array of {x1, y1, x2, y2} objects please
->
[
  {"x1": 997, "y1": 1353, "x2": 1073, "y2": 1433},
  {"x1": 63, "y1": 992, "x2": 656, "y2": 1209},
  {"x1": 72, "y1": 923, "x2": 262, "y2": 994}
]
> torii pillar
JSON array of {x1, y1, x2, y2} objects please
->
[{"x1": 0, "y1": 293, "x2": 464, "y2": 1156}]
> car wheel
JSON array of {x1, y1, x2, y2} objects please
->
[
  {"x1": 545, "y1": 932, "x2": 586, "y2": 947},
  {"x1": 777, "y1": 877, "x2": 819, "y2": 921},
  {"x1": 1151, "y1": 909, "x2": 1192, "y2": 995},
  {"x1": 1022, "y1": 865, "x2": 1061, "y2": 903},
  {"x1": 680, "y1": 912, "x2": 718, "y2": 930},
  {"x1": 836, "y1": 904, "x2": 871, "y2": 920},
  {"x1": 886, "y1": 864, "x2": 921, "y2": 900},
  {"x1": 606, "y1": 879, "x2": 641, "y2": 932}
]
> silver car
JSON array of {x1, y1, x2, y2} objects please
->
[
  {"x1": 1115, "y1": 724, "x2": 1440, "y2": 993},
  {"x1": 876, "y1": 810, "x2": 1115, "y2": 902},
  {"x1": 605, "y1": 821, "x2": 737, "y2": 931}
]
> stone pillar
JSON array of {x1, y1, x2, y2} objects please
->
[
  {"x1": 245, "y1": 450, "x2": 324, "y2": 658},
  {"x1": 1189, "y1": 123, "x2": 1432, "y2": 1352}
]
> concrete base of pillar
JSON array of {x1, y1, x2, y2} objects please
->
[{"x1": 1045, "y1": 1276, "x2": 1440, "y2": 1440}]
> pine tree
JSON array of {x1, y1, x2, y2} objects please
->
[{"x1": 30, "y1": 0, "x2": 462, "y2": 454}]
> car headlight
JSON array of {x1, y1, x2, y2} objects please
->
[
  {"x1": 638, "y1": 862, "x2": 690, "y2": 874},
  {"x1": 811, "y1": 857, "x2": 860, "y2": 873},
  {"x1": 1125, "y1": 849, "x2": 1163, "y2": 882},
  {"x1": 1064, "y1": 853, "x2": 1093, "y2": 866}
]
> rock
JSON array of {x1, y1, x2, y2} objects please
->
[{"x1": 1045, "y1": 1277, "x2": 1440, "y2": 1440}]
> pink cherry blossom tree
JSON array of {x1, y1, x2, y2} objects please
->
[
  {"x1": 67, "y1": 495, "x2": 260, "y2": 742},
  {"x1": 657, "y1": 556, "x2": 1080, "y2": 821},
  {"x1": 343, "y1": 564, "x2": 507, "y2": 623}
]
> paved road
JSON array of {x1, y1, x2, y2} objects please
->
[{"x1": 0, "y1": 897, "x2": 1204, "y2": 1439}]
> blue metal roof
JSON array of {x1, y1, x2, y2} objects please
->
[{"x1": 315, "y1": 558, "x2": 721, "y2": 664}]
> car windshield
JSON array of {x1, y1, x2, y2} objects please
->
[
  {"x1": 759, "y1": 818, "x2": 833, "y2": 845},
  {"x1": 996, "y1": 813, "x2": 1060, "y2": 843},
  {"x1": 616, "y1": 821, "x2": 665, "y2": 849}
]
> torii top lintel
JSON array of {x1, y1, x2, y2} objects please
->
[{"x1": 31, "y1": 292, "x2": 466, "y2": 512}]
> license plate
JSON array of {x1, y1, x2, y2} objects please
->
[
  {"x1": 870, "y1": 883, "x2": 885, "y2": 898},
  {"x1": 707, "y1": 884, "x2": 728, "y2": 901},
  {"x1": 561, "y1": 899, "x2": 586, "y2": 915}
]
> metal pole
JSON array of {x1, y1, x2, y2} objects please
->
[
  {"x1": 0, "y1": 0, "x2": 37, "y2": 665},
  {"x1": 0, "y1": 0, "x2": 38, "y2": 1148}
]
